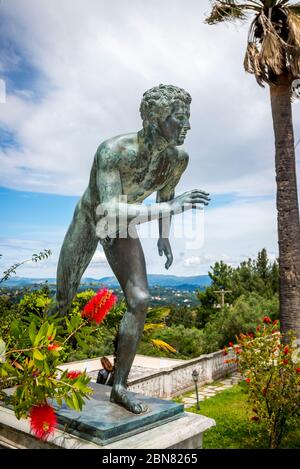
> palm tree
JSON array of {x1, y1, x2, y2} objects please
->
[{"x1": 205, "y1": 0, "x2": 300, "y2": 340}]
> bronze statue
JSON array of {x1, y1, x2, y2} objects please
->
[{"x1": 56, "y1": 84, "x2": 210, "y2": 413}]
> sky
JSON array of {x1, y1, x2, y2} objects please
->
[{"x1": 0, "y1": 0, "x2": 299, "y2": 279}]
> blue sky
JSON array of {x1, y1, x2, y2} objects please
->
[{"x1": 0, "y1": 0, "x2": 298, "y2": 279}]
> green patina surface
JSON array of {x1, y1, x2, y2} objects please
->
[{"x1": 53, "y1": 383, "x2": 184, "y2": 445}]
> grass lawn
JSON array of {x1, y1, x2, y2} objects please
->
[{"x1": 184, "y1": 383, "x2": 300, "y2": 449}]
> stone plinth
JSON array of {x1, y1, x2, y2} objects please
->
[
  {"x1": 52, "y1": 383, "x2": 184, "y2": 445},
  {"x1": 0, "y1": 384, "x2": 215, "y2": 449}
]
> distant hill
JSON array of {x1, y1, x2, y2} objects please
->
[
  {"x1": 97, "y1": 274, "x2": 211, "y2": 289},
  {"x1": 2, "y1": 274, "x2": 211, "y2": 290}
]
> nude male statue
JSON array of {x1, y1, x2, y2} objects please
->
[{"x1": 56, "y1": 84, "x2": 210, "y2": 413}]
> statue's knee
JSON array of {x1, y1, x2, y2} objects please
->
[{"x1": 129, "y1": 289, "x2": 150, "y2": 312}]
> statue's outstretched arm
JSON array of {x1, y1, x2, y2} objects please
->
[{"x1": 95, "y1": 154, "x2": 209, "y2": 240}]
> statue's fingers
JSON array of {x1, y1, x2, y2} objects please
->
[{"x1": 165, "y1": 252, "x2": 173, "y2": 269}]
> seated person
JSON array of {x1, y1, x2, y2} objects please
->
[{"x1": 96, "y1": 356, "x2": 114, "y2": 386}]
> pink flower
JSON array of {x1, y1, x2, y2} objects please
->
[
  {"x1": 82, "y1": 289, "x2": 117, "y2": 324},
  {"x1": 47, "y1": 343, "x2": 61, "y2": 351},
  {"x1": 66, "y1": 370, "x2": 82, "y2": 380},
  {"x1": 29, "y1": 404, "x2": 57, "y2": 440},
  {"x1": 263, "y1": 316, "x2": 272, "y2": 324}
]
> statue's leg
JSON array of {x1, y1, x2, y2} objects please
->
[
  {"x1": 56, "y1": 205, "x2": 98, "y2": 314},
  {"x1": 102, "y1": 234, "x2": 150, "y2": 414}
]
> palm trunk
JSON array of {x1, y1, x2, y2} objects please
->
[{"x1": 269, "y1": 73, "x2": 300, "y2": 341}]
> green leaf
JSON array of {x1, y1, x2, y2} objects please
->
[
  {"x1": 33, "y1": 322, "x2": 49, "y2": 346},
  {"x1": 72, "y1": 380, "x2": 91, "y2": 393},
  {"x1": 10, "y1": 320, "x2": 21, "y2": 339},
  {"x1": 0, "y1": 338, "x2": 5, "y2": 358},
  {"x1": 65, "y1": 395, "x2": 75, "y2": 410},
  {"x1": 46, "y1": 323, "x2": 54, "y2": 340},
  {"x1": 56, "y1": 397, "x2": 63, "y2": 407},
  {"x1": 29, "y1": 322, "x2": 37, "y2": 345},
  {"x1": 33, "y1": 349, "x2": 45, "y2": 361},
  {"x1": 65, "y1": 318, "x2": 72, "y2": 334},
  {"x1": 0, "y1": 366, "x2": 8, "y2": 378},
  {"x1": 71, "y1": 392, "x2": 80, "y2": 411}
]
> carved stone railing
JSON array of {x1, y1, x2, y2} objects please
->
[{"x1": 128, "y1": 350, "x2": 237, "y2": 398}]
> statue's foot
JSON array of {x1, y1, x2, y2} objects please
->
[{"x1": 110, "y1": 386, "x2": 148, "y2": 414}]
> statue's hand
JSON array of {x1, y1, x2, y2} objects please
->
[
  {"x1": 157, "y1": 238, "x2": 173, "y2": 270},
  {"x1": 170, "y1": 190, "x2": 210, "y2": 213}
]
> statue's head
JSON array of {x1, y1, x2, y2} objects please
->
[{"x1": 140, "y1": 84, "x2": 191, "y2": 146}]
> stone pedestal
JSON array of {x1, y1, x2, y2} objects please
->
[{"x1": 0, "y1": 384, "x2": 215, "y2": 449}]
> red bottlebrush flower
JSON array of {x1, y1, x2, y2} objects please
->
[
  {"x1": 81, "y1": 288, "x2": 117, "y2": 324},
  {"x1": 282, "y1": 358, "x2": 289, "y2": 365},
  {"x1": 263, "y1": 316, "x2": 272, "y2": 324},
  {"x1": 234, "y1": 346, "x2": 242, "y2": 355},
  {"x1": 47, "y1": 343, "x2": 61, "y2": 351},
  {"x1": 256, "y1": 325, "x2": 261, "y2": 332},
  {"x1": 228, "y1": 342, "x2": 234, "y2": 347},
  {"x1": 247, "y1": 332, "x2": 254, "y2": 339},
  {"x1": 251, "y1": 416, "x2": 259, "y2": 422},
  {"x1": 283, "y1": 346, "x2": 289, "y2": 356},
  {"x1": 245, "y1": 377, "x2": 251, "y2": 383},
  {"x1": 66, "y1": 370, "x2": 81, "y2": 380},
  {"x1": 295, "y1": 368, "x2": 300, "y2": 374},
  {"x1": 273, "y1": 320, "x2": 279, "y2": 326},
  {"x1": 29, "y1": 404, "x2": 57, "y2": 440},
  {"x1": 223, "y1": 346, "x2": 228, "y2": 356}
]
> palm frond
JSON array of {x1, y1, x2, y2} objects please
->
[
  {"x1": 287, "y1": 11, "x2": 300, "y2": 75},
  {"x1": 260, "y1": 29, "x2": 284, "y2": 75},
  {"x1": 245, "y1": 12, "x2": 286, "y2": 84},
  {"x1": 151, "y1": 339, "x2": 177, "y2": 354},
  {"x1": 244, "y1": 41, "x2": 267, "y2": 86},
  {"x1": 205, "y1": 1, "x2": 248, "y2": 25},
  {"x1": 286, "y1": 2, "x2": 300, "y2": 15},
  {"x1": 206, "y1": 0, "x2": 300, "y2": 84}
]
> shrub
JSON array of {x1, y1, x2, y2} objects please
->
[
  {"x1": 0, "y1": 288, "x2": 117, "y2": 440},
  {"x1": 227, "y1": 318, "x2": 300, "y2": 449},
  {"x1": 150, "y1": 325, "x2": 204, "y2": 358},
  {"x1": 202, "y1": 293, "x2": 279, "y2": 353}
]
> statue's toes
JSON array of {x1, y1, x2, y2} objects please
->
[{"x1": 132, "y1": 401, "x2": 148, "y2": 414}]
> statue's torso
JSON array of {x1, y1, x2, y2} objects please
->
[{"x1": 85, "y1": 133, "x2": 184, "y2": 207}]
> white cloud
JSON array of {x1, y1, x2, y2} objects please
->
[
  {"x1": 0, "y1": 195, "x2": 278, "y2": 278},
  {"x1": 1, "y1": 0, "x2": 298, "y2": 279},
  {"x1": 1, "y1": 0, "x2": 298, "y2": 197},
  {"x1": 90, "y1": 250, "x2": 106, "y2": 265},
  {"x1": 184, "y1": 256, "x2": 201, "y2": 268}
]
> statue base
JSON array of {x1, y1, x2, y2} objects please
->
[{"x1": 0, "y1": 384, "x2": 215, "y2": 449}]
